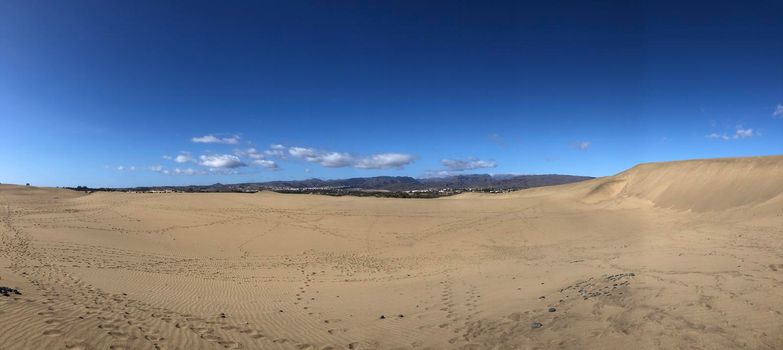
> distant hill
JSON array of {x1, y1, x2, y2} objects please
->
[
  {"x1": 420, "y1": 174, "x2": 593, "y2": 190},
  {"x1": 238, "y1": 174, "x2": 593, "y2": 192},
  {"x1": 248, "y1": 176, "x2": 422, "y2": 191}
]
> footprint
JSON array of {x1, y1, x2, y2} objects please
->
[
  {"x1": 190, "y1": 326, "x2": 213, "y2": 334},
  {"x1": 218, "y1": 340, "x2": 242, "y2": 349},
  {"x1": 64, "y1": 342, "x2": 91, "y2": 350},
  {"x1": 42, "y1": 329, "x2": 63, "y2": 336},
  {"x1": 201, "y1": 334, "x2": 222, "y2": 342},
  {"x1": 145, "y1": 334, "x2": 165, "y2": 341},
  {"x1": 108, "y1": 331, "x2": 130, "y2": 339}
]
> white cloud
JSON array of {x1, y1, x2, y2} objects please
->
[
  {"x1": 265, "y1": 144, "x2": 287, "y2": 158},
  {"x1": 706, "y1": 133, "x2": 724, "y2": 140},
  {"x1": 252, "y1": 159, "x2": 278, "y2": 169},
  {"x1": 289, "y1": 146, "x2": 415, "y2": 169},
  {"x1": 441, "y1": 158, "x2": 497, "y2": 171},
  {"x1": 735, "y1": 128, "x2": 755, "y2": 138},
  {"x1": 115, "y1": 165, "x2": 137, "y2": 171},
  {"x1": 198, "y1": 154, "x2": 246, "y2": 168},
  {"x1": 230, "y1": 148, "x2": 280, "y2": 169},
  {"x1": 149, "y1": 165, "x2": 170, "y2": 175},
  {"x1": 164, "y1": 152, "x2": 194, "y2": 163},
  {"x1": 174, "y1": 153, "x2": 192, "y2": 163},
  {"x1": 355, "y1": 153, "x2": 416, "y2": 169},
  {"x1": 706, "y1": 126, "x2": 759, "y2": 140},
  {"x1": 319, "y1": 152, "x2": 355, "y2": 168},
  {"x1": 235, "y1": 148, "x2": 264, "y2": 159},
  {"x1": 149, "y1": 165, "x2": 204, "y2": 176},
  {"x1": 576, "y1": 141, "x2": 590, "y2": 150},
  {"x1": 173, "y1": 168, "x2": 205, "y2": 175},
  {"x1": 774, "y1": 104, "x2": 783, "y2": 118},
  {"x1": 288, "y1": 147, "x2": 320, "y2": 160},
  {"x1": 247, "y1": 148, "x2": 264, "y2": 159},
  {"x1": 191, "y1": 135, "x2": 240, "y2": 144}
]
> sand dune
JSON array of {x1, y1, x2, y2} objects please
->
[
  {"x1": 581, "y1": 155, "x2": 783, "y2": 211},
  {"x1": 1, "y1": 155, "x2": 782, "y2": 349}
]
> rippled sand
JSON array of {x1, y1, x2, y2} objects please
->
[{"x1": 1, "y1": 156, "x2": 782, "y2": 349}]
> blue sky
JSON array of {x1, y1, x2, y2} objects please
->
[{"x1": 1, "y1": 1, "x2": 781, "y2": 187}]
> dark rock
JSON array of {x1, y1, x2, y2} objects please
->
[
  {"x1": 531, "y1": 322, "x2": 543, "y2": 329},
  {"x1": 548, "y1": 307, "x2": 556, "y2": 312},
  {"x1": 0, "y1": 287, "x2": 20, "y2": 296},
  {"x1": 398, "y1": 314, "x2": 404, "y2": 318},
  {"x1": 379, "y1": 315, "x2": 386, "y2": 319}
]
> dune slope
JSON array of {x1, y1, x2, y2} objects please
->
[{"x1": 581, "y1": 155, "x2": 783, "y2": 211}]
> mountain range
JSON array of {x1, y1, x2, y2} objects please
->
[{"x1": 233, "y1": 174, "x2": 593, "y2": 192}]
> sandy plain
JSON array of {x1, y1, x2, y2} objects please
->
[{"x1": 1, "y1": 155, "x2": 782, "y2": 349}]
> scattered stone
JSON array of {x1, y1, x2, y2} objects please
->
[
  {"x1": 561, "y1": 273, "x2": 636, "y2": 301},
  {"x1": 0, "y1": 287, "x2": 21, "y2": 296},
  {"x1": 531, "y1": 322, "x2": 543, "y2": 329},
  {"x1": 548, "y1": 307, "x2": 556, "y2": 312},
  {"x1": 219, "y1": 312, "x2": 227, "y2": 318},
  {"x1": 398, "y1": 314, "x2": 404, "y2": 318},
  {"x1": 538, "y1": 296, "x2": 545, "y2": 299},
  {"x1": 379, "y1": 315, "x2": 386, "y2": 319}
]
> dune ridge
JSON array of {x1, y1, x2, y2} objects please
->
[
  {"x1": 579, "y1": 155, "x2": 783, "y2": 211},
  {"x1": 0, "y1": 155, "x2": 781, "y2": 349}
]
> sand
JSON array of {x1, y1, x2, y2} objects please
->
[{"x1": 1, "y1": 155, "x2": 782, "y2": 349}]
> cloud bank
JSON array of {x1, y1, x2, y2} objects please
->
[
  {"x1": 198, "y1": 154, "x2": 246, "y2": 168},
  {"x1": 287, "y1": 147, "x2": 415, "y2": 169},
  {"x1": 576, "y1": 141, "x2": 590, "y2": 151},
  {"x1": 191, "y1": 135, "x2": 241, "y2": 144},
  {"x1": 706, "y1": 126, "x2": 758, "y2": 140},
  {"x1": 441, "y1": 158, "x2": 497, "y2": 171}
]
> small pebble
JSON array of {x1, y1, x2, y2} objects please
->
[
  {"x1": 531, "y1": 322, "x2": 543, "y2": 329},
  {"x1": 548, "y1": 307, "x2": 556, "y2": 312}
]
